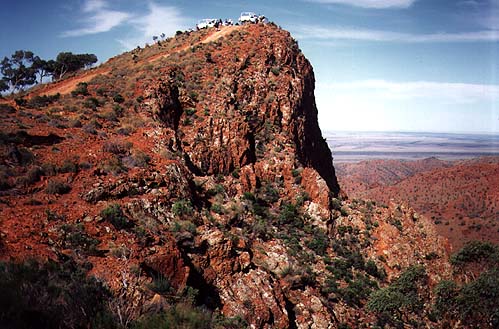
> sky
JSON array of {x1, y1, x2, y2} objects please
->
[{"x1": 0, "y1": 0, "x2": 498, "y2": 134}]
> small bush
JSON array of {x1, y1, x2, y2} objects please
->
[
  {"x1": 340, "y1": 206, "x2": 349, "y2": 217},
  {"x1": 16, "y1": 166, "x2": 44, "y2": 187},
  {"x1": 27, "y1": 94, "x2": 60, "y2": 108},
  {"x1": 83, "y1": 97, "x2": 100, "y2": 109},
  {"x1": 83, "y1": 119, "x2": 101, "y2": 135},
  {"x1": 59, "y1": 223, "x2": 100, "y2": 255},
  {"x1": 132, "y1": 303, "x2": 212, "y2": 329},
  {"x1": 147, "y1": 274, "x2": 172, "y2": 295},
  {"x1": 45, "y1": 179, "x2": 71, "y2": 195},
  {"x1": 71, "y1": 82, "x2": 89, "y2": 97},
  {"x1": 0, "y1": 259, "x2": 112, "y2": 329},
  {"x1": 450, "y1": 240, "x2": 499, "y2": 266},
  {"x1": 100, "y1": 204, "x2": 131, "y2": 230},
  {"x1": 211, "y1": 203, "x2": 224, "y2": 214},
  {"x1": 242, "y1": 191, "x2": 255, "y2": 202},
  {"x1": 99, "y1": 156, "x2": 127, "y2": 175},
  {"x1": 0, "y1": 104, "x2": 15, "y2": 113},
  {"x1": 305, "y1": 228, "x2": 328, "y2": 255},
  {"x1": 331, "y1": 198, "x2": 342, "y2": 210},
  {"x1": 367, "y1": 265, "x2": 427, "y2": 326},
  {"x1": 8, "y1": 146, "x2": 34, "y2": 165},
  {"x1": 59, "y1": 158, "x2": 79, "y2": 173},
  {"x1": 112, "y1": 93, "x2": 125, "y2": 103},
  {"x1": 103, "y1": 140, "x2": 132, "y2": 155},
  {"x1": 172, "y1": 200, "x2": 194, "y2": 217},
  {"x1": 122, "y1": 150, "x2": 150, "y2": 168}
]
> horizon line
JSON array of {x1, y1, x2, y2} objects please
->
[{"x1": 321, "y1": 129, "x2": 499, "y2": 136}]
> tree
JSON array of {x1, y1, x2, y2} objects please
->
[
  {"x1": 0, "y1": 79, "x2": 8, "y2": 93},
  {"x1": 52, "y1": 52, "x2": 97, "y2": 80},
  {"x1": 0, "y1": 50, "x2": 37, "y2": 92},
  {"x1": 367, "y1": 265, "x2": 428, "y2": 327},
  {"x1": 31, "y1": 57, "x2": 56, "y2": 84}
]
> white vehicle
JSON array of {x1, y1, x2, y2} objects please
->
[
  {"x1": 196, "y1": 18, "x2": 217, "y2": 29},
  {"x1": 239, "y1": 12, "x2": 258, "y2": 23}
]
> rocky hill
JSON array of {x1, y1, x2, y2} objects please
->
[
  {"x1": 0, "y1": 23, "x2": 496, "y2": 328},
  {"x1": 335, "y1": 157, "x2": 451, "y2": 196},
  {"x1": 338, "y1": 157, "x2": 499, "y2": 249}
]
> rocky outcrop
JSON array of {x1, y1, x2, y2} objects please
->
[
  {"x1": 0, "y1": 23, "x2": 456, "y2": 329},
  {"x1": 141, "y1": 25, "x2": 340, "y2": 201}
]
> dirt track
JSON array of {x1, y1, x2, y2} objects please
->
[{"x1": 31, "y1": 26, "x2": 241, "y2": 97}]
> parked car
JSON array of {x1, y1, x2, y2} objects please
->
[
  {"x1": 197, "y1": 19, "x2": 217, "y2": 29},
  {"x1": 239, "y1": 12, "x2": 258, "y2": 23}
]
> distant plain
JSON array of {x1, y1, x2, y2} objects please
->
[{"x1": 325, "y1": 131, "x2": 499, "y2": 163}]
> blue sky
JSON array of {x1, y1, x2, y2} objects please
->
[{"x1": 1, "y1": 0, "x2": 498, "y2": 133}]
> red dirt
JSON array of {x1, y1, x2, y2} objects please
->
[
  {"x1": 147, "y1": 25, "x2": 242, "y2": 63},
  {"x1": 31, "y1": 68, "x2": 110, "y2": 97},
  {"x1": 338, "y1": 157, "x2": 499, "y2": 249}
]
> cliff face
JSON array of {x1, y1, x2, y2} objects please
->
[
  {"x1": 0, "y1": 23, "x2": 455, "y2": 328},
  {"x1": 141, "y1": 25, "x2": 340, "y2": 196}
]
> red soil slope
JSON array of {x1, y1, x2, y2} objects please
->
[{"x1": 338, "y1": 157, "x2": 499, "y2": 248}]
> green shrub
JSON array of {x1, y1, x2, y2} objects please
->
[
  {"x1": 450, "y1": 240, "x2": 499, "y2": 266},
  {"x1": 0, "y1": 259, "x2": 112, "y2": 329},
  {"x1": 83, "y1": 119, "x2": 102, "y2": 135},
  {"x1": 264, "y1": 184, "x2": 279, "y2": 203},
  {"x1": 455, "y1": 268, "x2": 499, "y2": 326},
  {"x1": 331, "y1": 198, "x2": 342, "y2": 211},
  {"x1": 340, "y1": 274, "x2": 378, "y2": 307},
  {"x1": 147, "y1": 274, "x2": 172, "y2": 295},
  {"x1": 367, "y1": 265, "x2": 427, "y2": 326},
  {"x1": 123, "y1": 150, "x2": 150, "y2": 168},
  {"x1": 99, "y1": 156, "x2": 127, "y2": 175},
  {"x1": 102, "y1": 140, "x2": 132, "y2": 155},
  {"x1": 45, "y1": 179, "x2": 71, "y2": 194},
  {"x1": 59, "y1": 223, "x2": 100, "y2": 255},
  {"x1": 278, "y1": 203, "x2": 303, "y2": 228},
  {"x1": 185, "y1": 108, "x2": 196, "y2": 116},
  {"x1": 59, "y1": 158, "x2": 79, "y2": 173},
  {"x1": 100, "y1": 204, "x2": 131, "y2": 230},
  {"x1": 432, "y1": 280, "x2": 459, "y2": 318},
  {"x1": 27, "y1": 94, "x2": 60, "y2": 108},
  {"x1": 305, "y1": 229, "x2": 328, "y2": 255},
  {"x1": 132, "y1": 303, "x2": 212, "y2": 329},
  {"x1": 211, "y1": 203, "x2": 224, "y2": 214},
  {"x1": 83, "y1": 97, "x2": 100, "y2": 109},
  {"x1": 71, "y1": 82, "x2": 89, "y2": 97},
  {"x1": 112, "y1": 93, "x2": 125, "y2": 103},
  {"x1": 9, "y1": 146, "x2": 34, "y2": 165},
  {"x1": 16, "y1": 166, "x2": 44, "y2": 187},
  {"x1": 340, "y1": 206, "x2": 349, "y2": 217},
  {"x1": 170, "y1": 220, "x2": 197, "y2": 235},
  {"x1": 365, "y1": 259, "x2": 385, "y2": 279},
  {"x1": 242, "y1": 191, "x2": 255, "y2": 202},
  {"x1": 172, "y1": 200, "x2": 194, "y2": 217}
]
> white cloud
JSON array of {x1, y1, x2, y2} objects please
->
[
  {"x1": 294, "y1": 25, "x2": 499, "y2": 42},
  {"x1": 61, "y1": 0, "x2": 130, "y2": 37},
  {"x1": 306, "y1": 0, "x2": 417, "y2": 9},
  {"x1": 61, "y1": 1, "x2": 189, "y2": 46},
  {"x1": 117, "y1": 3, "x2": 189, "y2": 50},
  {"x1": 83, "y1": 0, "x2": 106, "y2": 12},
  {"x1": 318, "y1": 80, "x2": 499, "y2": 103},
  {"x1": 315, "y1": 80, "x2": 499, "y2": 132}
]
